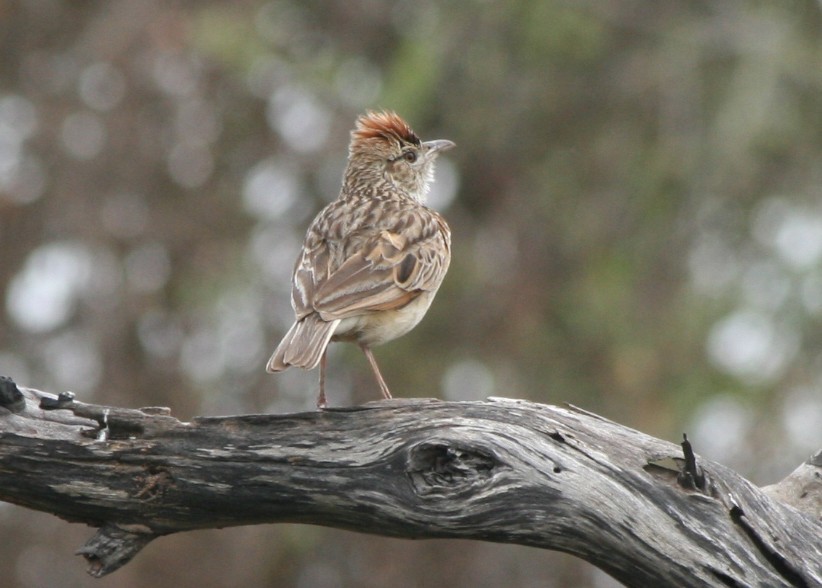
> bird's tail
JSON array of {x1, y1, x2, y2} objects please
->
[{"x1": 266, "y1": 315, "x2": 340, "y2": 372}]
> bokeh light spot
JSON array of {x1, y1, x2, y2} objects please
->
[
  {"x1": 79, "y1": 62, "x2": 126, "y2": 112},
  {"x1": 6, "y1": 242, "x2": 93, "y2": 333},
  {"x1": 60, "y1": 111, "x2": 106, "y2": 160},
  {"x1": 442, "y1": 358, "x2": 494, "y2": 401}
]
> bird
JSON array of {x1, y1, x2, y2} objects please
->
[{"x1": 266, "y1": 110, "x2": 455, "y2": 408}]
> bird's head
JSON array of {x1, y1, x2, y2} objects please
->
[{"x1": 346, "y1": 110, "x2": 454, "y2": 201}]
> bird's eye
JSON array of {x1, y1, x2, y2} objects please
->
[{"x1": 402, "y1": 151, "x2": 417, "y2": 163}]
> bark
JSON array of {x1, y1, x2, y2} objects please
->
[{"x1": 0, "y1": 376, "x2": 819, "y2": 586}]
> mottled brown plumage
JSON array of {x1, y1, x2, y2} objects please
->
[{"x1": 267, "y1": 111, "x2": 454, "y2": 407}]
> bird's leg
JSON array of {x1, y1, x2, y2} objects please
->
[
  {"x1": 317, "y1": 350, "x2": 328, "y2": 409},
  {"x1": 360, "y1": 344, "x2": 393, "y2": 400}
]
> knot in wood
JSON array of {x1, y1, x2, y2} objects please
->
[
  {"x1": 0, "y1": 376, "x2": 25, "y2": 413},
  {"x1": 406, "y1": 441, "x2": 497, "y2": 496}
]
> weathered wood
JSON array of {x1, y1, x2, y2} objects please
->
[{"x1": 0, "y1": 379, "x2": 820, "y2": 586}]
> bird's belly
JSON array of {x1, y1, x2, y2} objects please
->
[{"x1": 332, "y1": 291, "x2": 436, "y2": 347}]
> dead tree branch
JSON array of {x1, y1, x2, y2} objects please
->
[{"x1": 0, "y1": 377, "x2": 819, "y2": 587}]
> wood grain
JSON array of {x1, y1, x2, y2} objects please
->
[{"x1": 0, "y1": 381, "x2": 819, "y2": 586}]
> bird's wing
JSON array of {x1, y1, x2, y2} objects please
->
[
  {"x1": 291, "y1": 239, "x2": 330, "y2": 320},
  {"x1": 311, "y1": 211, "x2": 450, "y2": 321}
]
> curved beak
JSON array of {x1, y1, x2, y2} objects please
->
[{"x1": 422, "y1": 139, "x2": 456, "y2": 157}]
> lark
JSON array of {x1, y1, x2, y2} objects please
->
[{"x1": 267, "y1": 111, "x2": 454, "y2": 407}]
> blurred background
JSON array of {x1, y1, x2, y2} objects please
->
[{"x1": 1, "y1": 1, "x2": 821, "y2": 586}]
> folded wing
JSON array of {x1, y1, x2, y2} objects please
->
[{"x1": 313, "y1": 211, "x2": 450, "y2": 320}]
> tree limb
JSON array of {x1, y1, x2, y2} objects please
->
[{"x1": 0, "y1": 377, "x2": 819, "y2": 586}]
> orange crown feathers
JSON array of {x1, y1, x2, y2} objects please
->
[{"x1": 352, "y1": 110, "x2": 421, "y2": 146}]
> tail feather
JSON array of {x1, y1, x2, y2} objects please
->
[{"x1": 266, "y1": 315, "x2": 340, "y2": 372}]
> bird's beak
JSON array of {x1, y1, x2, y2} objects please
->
[{"x1": 423, "y1": 139, "x2": 456, "y2": 156}]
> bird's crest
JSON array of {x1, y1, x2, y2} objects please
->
[{"x1": 352, "y1": 110, "x2": 421, "y2": 147}]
